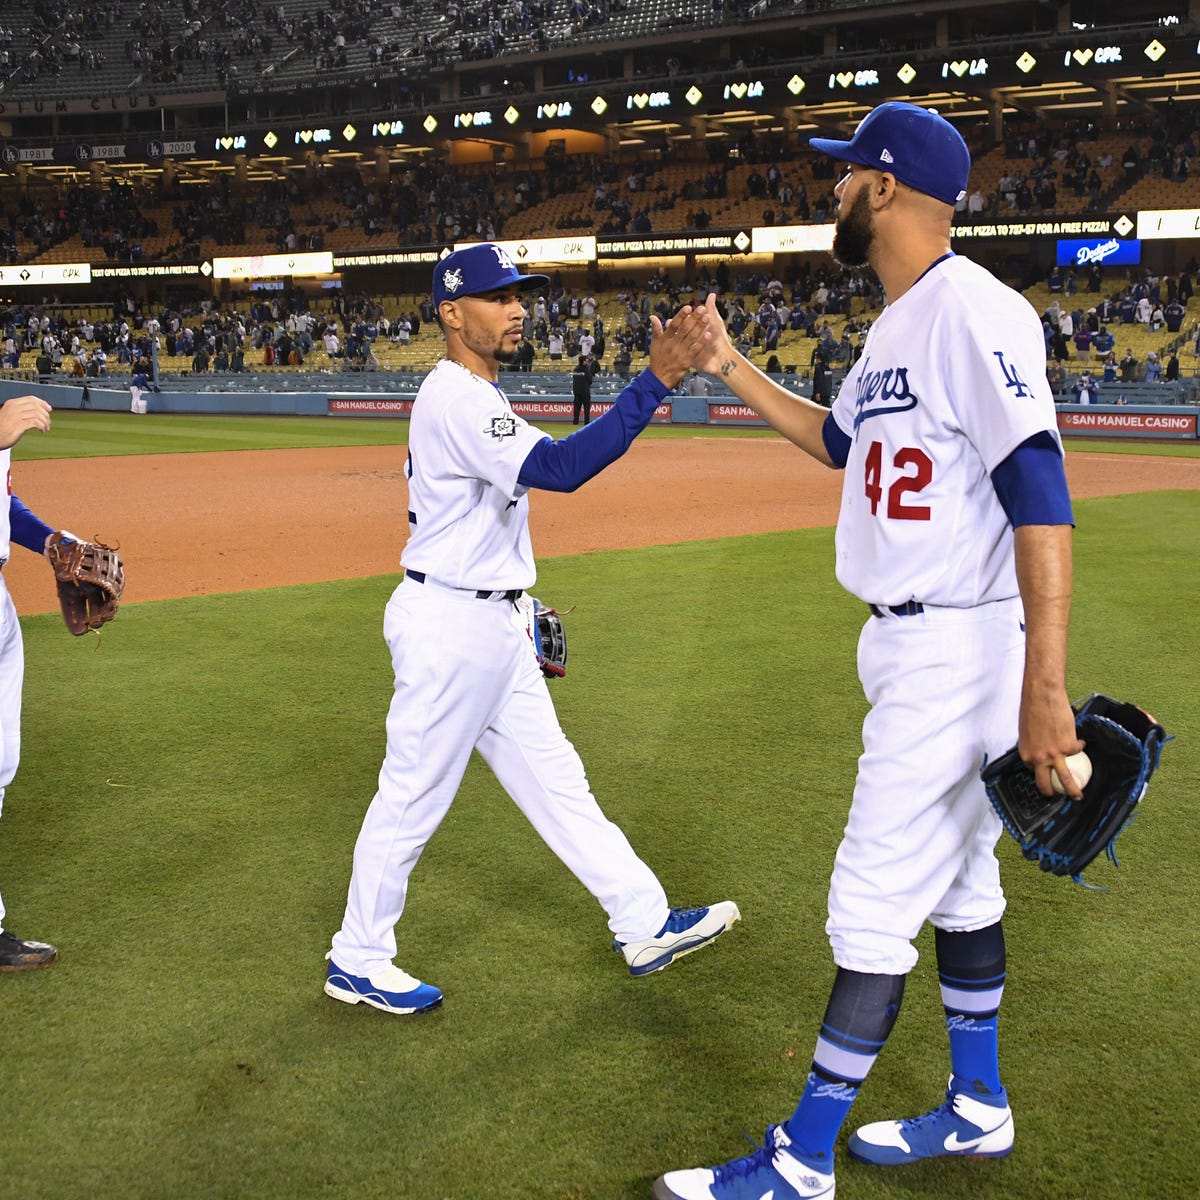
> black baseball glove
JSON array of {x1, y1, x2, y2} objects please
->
[
  {"x1": 533, "y1": 600, "x2": 567, "y2": 679},
  {"x1": 981, "y1": 694, "x2": 1168, "y2": 882},
  {"x1": 517, "y1": 593, "x2": 568, "y2": 679}
]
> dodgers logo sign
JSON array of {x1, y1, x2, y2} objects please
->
[{"x1": 1056, "y1": 238, "x2": 1141, "y2": 267}]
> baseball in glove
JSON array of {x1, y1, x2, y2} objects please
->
[
  {"x1": 45, "y1": 531, "x2": 126, "y2": 636},
  {"x1": 981, "y1": 693, "x2": 1168, "y2": 882},
  {"x1": 516, "y1": 593, "x2": 568, "y2": 679}
]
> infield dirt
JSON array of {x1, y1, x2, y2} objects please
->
[{"x1": 6, "y1": 438, "x2": 1198, "y2": 616}]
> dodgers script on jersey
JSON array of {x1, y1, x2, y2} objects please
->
[
  {"x1": 403, "y1": 359, "x2": 547, "y2": 591},
  {"x1": 830, "y1": 256, "x2": 1061, "y2": 608}
]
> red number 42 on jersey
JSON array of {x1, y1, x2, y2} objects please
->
[{"x1": 862, "y1": 441, "x2": 933, "y2": 520}]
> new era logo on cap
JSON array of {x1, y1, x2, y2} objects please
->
[
  {"x1": 433, "y1": 243, "x2": 549, "y2": 307},
  {"x1": 809, "y1": 102, "x2": 971, "y2": 207}
]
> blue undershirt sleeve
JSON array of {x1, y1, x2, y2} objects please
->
[
  {"x1": 9, "y1": 494, "x2": 54, "y2": 553},
  {"x1": 821, "y1": 412, "x2": 851, "y2": 469},
  {"x1": 517, "y1": 368, "x2": 669, "y2": 492},
  {"x1": 990, "y1": 431, "x2": 1074, "y2": 528}
]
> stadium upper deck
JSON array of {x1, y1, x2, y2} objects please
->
[{"x1": 0, "y1": 0, "x2": 1192, "y2": 176}]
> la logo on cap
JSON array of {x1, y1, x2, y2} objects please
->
[{"x1": 492, "y1": 246, "x2": 516, "y2": 270}]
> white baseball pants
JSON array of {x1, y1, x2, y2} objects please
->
[
  {"x1": 0, "y1": 581, "x2": 25, "y2": 928},
  {"x1": 827, "y1": 597, "x2": 1025, "y2": 975},
  {"x1": 331, "y1": 575, "x2": 670, "y2": 977}
]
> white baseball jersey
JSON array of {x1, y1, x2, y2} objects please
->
[
  {"x1": 402, "y1": 359, "x2": 547, "y2": 591},
  {"x1": 829, "y1": 255, "x2": 1060, "y2": 608},
  {"x1": 0, "y1": 449, "x2": 11, "y2": 568}
]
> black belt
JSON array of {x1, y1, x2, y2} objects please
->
[
  {"x1": 406, "y1": 569, "x2": 521, "y2": 602},
  {"x1": 869, "y1": 601, "x2": 925, "y2": 618}
]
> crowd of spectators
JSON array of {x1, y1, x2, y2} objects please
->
[
  {"x1": 0, "y1": 90, "x2": 1183, "y2": 255},
  {"x1": 3, "y1": 179, "x2": 160, "y2": 263},
  {"x1": 0, "y1": 96, "x2": 1196, "y2": 393},
  {"x1": 0, "y1": 252, "x2": 884, "y2": 387},
  {"x1": 0, "y1": 0, "x2": 661, "y2": 96},
  {"x1": 1, "y1": 100, "x2": 1197, "y2": 268},
  {"x1": 1041, "y1": 264, "x2": 1196, "y2": 394},
  {"x1": 0, "y1": 288, "x2": 422, "y2": 377},
  {"x1": 7, "y1": 254, "x2": 1197, "y2": 400},
  {"x1": 959, "y1": 106, "x2": 1200, "y2": 222},
  {"x1": 543, "y1": 136, "x2": 834, "y2": 237},
  {"x1": 0, "y1": 2, "x2": 117, "y2": 90},
  {"x1": 0, "y1": 153, "x2": 617, "y2": 263},
  {"x1": 413, "y1": 0, "x2": 635, "y2": 66},
  {"x1": 0, "y1": 150, "x2": 764, "y2": 264},
  {"x1": 0, "y1": 0, "x2": 1182, "y2": 117},
  {"x1": 0, "y1": 0, "x2": 849, "y2": 105}
]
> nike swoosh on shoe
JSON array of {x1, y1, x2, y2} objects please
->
[{"x1": 944, "y1": 1131, "x2": 987, "y2": 1152}]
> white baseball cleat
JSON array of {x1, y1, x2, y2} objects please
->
[
  {"x1": 614, "y1": 902, "x2": 741, "y2": 976},
  {"x1": 848, "y1": 1083, "x2": 1013, "y2": 1166},
  {"x1": 653, "y1": 1124, "x2": 835, "y2": 1199}
]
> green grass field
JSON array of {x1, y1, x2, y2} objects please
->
[
  {"x1": 2, "y1": 417, "x2": 1197, "y2": 1199},
  {"x1": 10, "y1": 411, "x2": 788, "y2": 461},
  {"x1": 12, "y1": 409, "x2": 1200, "y2": 461}
]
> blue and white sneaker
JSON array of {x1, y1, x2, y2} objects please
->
[
  {"x1": 324, "y1": 955, "x2": 443, "y2": 1015},
  {"x1": 848, "y1": 1083, "x2": 1013, "y2": 1166},
  {"x1": 615, "y1": 902, "x2": 741, "y2": 976},
  {"x1": 653, "y1": 1124, "x2": 835, "y2": 1199}
]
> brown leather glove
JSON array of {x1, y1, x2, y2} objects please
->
[{"x1": 46, "y1": 532, "x2": 126, "y2": 635}]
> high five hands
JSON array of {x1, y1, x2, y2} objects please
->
[{"x1": 648, "y1": 295, "x2": 732, "y2": 388}]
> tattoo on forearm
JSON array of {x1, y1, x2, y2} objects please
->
[{"x1": 720, "y1": 358, "x2": 738, "y2": 377}]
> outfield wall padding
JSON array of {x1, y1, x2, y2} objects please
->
[{"x1": 2, "y1": 379, "x2": 1196, "y2": 438}]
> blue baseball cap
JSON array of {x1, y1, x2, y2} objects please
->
[
  {"x1": 809, "y1": 102, "x2": 971, "y2": 207},
  {"x1": 433, "y1": 243, "x2": 550, "y2": 307}
]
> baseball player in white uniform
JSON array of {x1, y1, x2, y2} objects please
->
[
  {"x1": 0, "y1": 394, "x2": 73, "y2": 972},
  {"x1": 654, "y1": 103, "x2": 1081, "y2": 1199},
  {"x1": 326, "y1": 244, "x2": 739, "y2": 1015}
]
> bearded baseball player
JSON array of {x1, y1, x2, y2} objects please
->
[
  {"x1": 654, "y1": 103, "x2": 1081, "y2": 1199},
  {"x1": 326, "y1": 243, "x2": 739, "y2": 1015}
]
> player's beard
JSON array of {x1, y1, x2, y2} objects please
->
[
  {"x1": 832, "y1": 186, "x2": 874, "y2": 269},
  {"x1": 462, "y1": 314, "x2": 519, "y2": 365}
]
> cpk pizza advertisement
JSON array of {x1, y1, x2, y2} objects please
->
[{"x1": 1058, "y1": 409, "x2": 1197, "y2": 438}]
